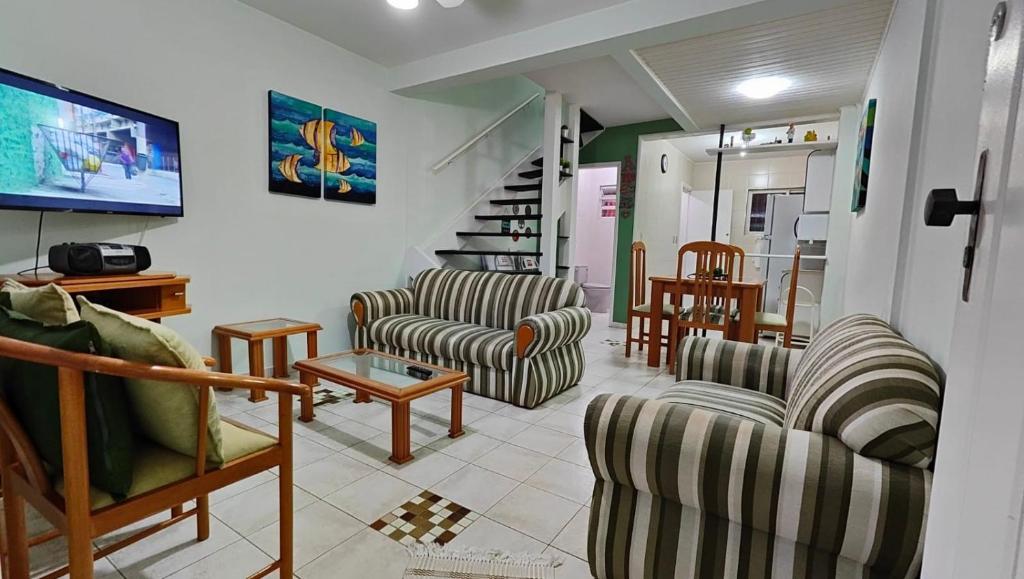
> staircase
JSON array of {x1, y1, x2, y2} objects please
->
[{"x1": 434, "y1": 139, "x2": 573, "y2": 276}]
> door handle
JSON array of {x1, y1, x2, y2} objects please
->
[{"x1": 924, "y1": 188, "x2": 981, "y2": 226}]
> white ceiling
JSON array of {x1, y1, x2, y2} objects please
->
[
  {"x1": 238, "y1": 0, "x2": 631, "y2": 67},
  {"x1": 669, "y1": 121, "x2": 840, "y2": 161},
  {"x1": 636, "y1": 0, "x2": 893, "y2": 128},
  {"x1": 525, "y1": 57, "x2": 668, "y2": 127}
]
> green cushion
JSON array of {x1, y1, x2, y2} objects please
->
[
  {"x1": 77, "y1": 297, "x2": 225, "y2": 465},
  {"x1": 56, "y1": 421, "x2": 276, "y2": 510},
  {"x1": 0, "y1": 307, "x2": 135, "y2": 500},
  {"x1": 1, "y1": 280, "x2": 80, "y2": 326}
]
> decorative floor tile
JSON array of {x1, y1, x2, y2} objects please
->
[
  {"x1": 370, "y1": 490, "x2": 479, "y2": 547},
  {"x1": 312, "y1": 387, "x2": 354, "y2": 408}
]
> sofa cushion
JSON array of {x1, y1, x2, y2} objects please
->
[
  {"x1": 1, "y1": 280, "x2": 80, "y2": 326},
  {"x1": 412, "y1": 269, "x2": 586, "y2": 330},
  {"x1": 369, "y1": 314, "x2": 515, "y2": 371},
  {"x1": 78, "y1": 297, "x2": 226, "y2": 465},
  {"x1": 784, "y1": 314, "x2": 942, "y2": 468},
  {"x1": 658, "y1": 381, "x2": 786, "y2": 426},
  {"x1": 0, "y1": 307, "x2": 135, "y2": 500}
]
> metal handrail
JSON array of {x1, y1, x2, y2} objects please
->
[{"x1": 431, "y1": 93, "x2": 542, "y2": 173}]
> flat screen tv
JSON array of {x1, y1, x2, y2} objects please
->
[{"x1": 0, "y1": 68, "x2": 183, "y2": 216}]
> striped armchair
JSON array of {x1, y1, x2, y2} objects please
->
[
  {"x1": 584, "y1": 314, "x2": 941, "y2": 578},
  {"x1": 352, "y1": 269, "x2": 591, "y2": 408}
]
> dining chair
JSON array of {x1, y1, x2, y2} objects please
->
[
  {"x1": 729, "y1": 243, "x2": 746, "y2": 281},
  {"x1": 753, "y1": 248, "x2": 801, "y2": 347},
  {"x1": 667, "y1": 241, "x2": 737, "y2": 373},
  {"x1": 625, "y1": 241, "x2": 672, "y2": 357}
]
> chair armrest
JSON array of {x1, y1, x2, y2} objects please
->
[
  {"x1": 350, "y1": 288, "x2": 414, "y2": 327},
  {"x1": 515, "y1": 306, "x2": 591, "y2": 358},
  {"x1": 584, "y1": 394, "x2": 930, "y2": 576},
  {"x1": 675, "y1": 336, "x2": 799, "y2": 400}
]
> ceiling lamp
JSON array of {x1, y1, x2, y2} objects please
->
[
  {"x1": 436, "y1": 0, "x2": 465, "y2": 6},
  {"x1": 737, "y1": 77, "x2": 792, "y2": 99},
  {"x1": 387, "y1": 0, "x2": 419, "y2": 9}
]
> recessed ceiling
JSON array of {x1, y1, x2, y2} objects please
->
[
  {"x1": 636, "y1": 0, "x2": 893, "y2": 128},
  {"x1": 669, "y1": 121, "x2": 840, "y2": 161},
  {"x1": 525, "y1": 57, "x2": 668, "y2": 127},
  {"x1": 238, "y1": 0, "x2": 631, "y2": 67}
]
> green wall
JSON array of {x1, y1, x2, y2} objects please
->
[
  {"x1": 0, "y1": 86, "x2": 61, "y2": 192},
  {"x1": 579, "y1": 119, "x2": 682, "y2": 323}
]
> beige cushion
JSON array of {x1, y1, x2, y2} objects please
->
[
  {"x1": 56, "y1": 421, "x2": 276, "y2": 510},
  {"x1": 0, "y1": 280, "x2": 80, "y2": 326},
  {"x1": 754, "y1": 312, "x2": 788, "y2": 327},
  {"x1": 633, "y1": 302, "x2": 676, "y2": 316},
  {"x1": 77, "y1": 296, "x2": 225, "y2": 464}
]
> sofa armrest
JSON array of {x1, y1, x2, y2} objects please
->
[
  {"x1": 676, "y1": 336, "x2": 799, "y2": 400},
  {"x1": 515, "y1": 306, "x2": 591, "y2": 359},
  {"x1": 584, "y1": 394, "x2": 930, "y2": 576},
  {"x1": 351, "y1": 288, "x2": 414, "y2": 327}
]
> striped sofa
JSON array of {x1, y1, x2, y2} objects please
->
[
  {"x1": 351, "y1": 269, "x2": 591, "y2": 408},
  {"x1": 584, "y1": 314, "x2": 941, "y2": 578}
]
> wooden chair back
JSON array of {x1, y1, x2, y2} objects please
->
[
  {"x1": 674, "y1": 241, "x2": 736, "y2": 334},
  {"x1": 0, "y1": 335, "x2": 304, "y2": 579},
  {"x1": 782, "y1": 247, "x2": 801, "y2": 347},
  {"x1": 628, "y1": 241, "x2": 647, "y2": 311},
  {"x1": 730, "y1": 244, "x2": 746, "y2": 281}
]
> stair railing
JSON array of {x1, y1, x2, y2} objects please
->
[{"x1": 431, "y1": 92, "x2": 542, "y2": 174}]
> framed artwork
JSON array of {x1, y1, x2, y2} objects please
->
[
  {"x1": 852, "y1": 98, "x2": 877, "y2": 212},
  {"x1": 518, "y1": 256, "x2": 539, "y2": 271},
  {"x1": 323, "y1": 108, "x2": 377, "y2": 205},
  {"x1": 494, "y1": 255, "x2": 517, "y2": 271},
  {"x1": 268, "y1": 91, "x2": 322, "y2": 198},
  {"x1": 481, "y1": 255, "x2": 497, "y2": 271}
]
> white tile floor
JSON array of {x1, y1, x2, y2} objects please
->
[{"x1": 22, "y1": 314, "x2": 679, "y2": 578}]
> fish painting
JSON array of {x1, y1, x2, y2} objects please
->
[
  {"x1": 324, "y1": 108, "x2": 377, "y2": 205},
  {"x1": 268, "y1": 91, "x2": 322, "y2": 198}
]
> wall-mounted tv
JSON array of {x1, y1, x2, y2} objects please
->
[{"x1": 0, "y1": 68, "x2": 183, "y2": 217}]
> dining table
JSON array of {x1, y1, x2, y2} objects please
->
[{"x1": 645, "y1": 275, "x2": 766, "y2": 368}]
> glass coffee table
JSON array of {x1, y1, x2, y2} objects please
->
[{"x1": 293, "y1": 350, "x2": 468, "y2": 464}]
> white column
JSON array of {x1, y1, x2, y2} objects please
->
[
  {"x1": 564, "y1": 104, "x2": 582, "y2": 274},
  {"x1": 540, "y1": 92, "x2": 563, "y2": 276}
]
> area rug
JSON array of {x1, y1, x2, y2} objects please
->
[{"x1": 405, "y1": 544, "x2": 561, "y2": 579}]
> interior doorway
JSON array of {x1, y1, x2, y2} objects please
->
[{"x1": 574, "y1": 164, "x2": 619, "y2": 314}]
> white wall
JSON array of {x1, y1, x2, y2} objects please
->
[
  {"x1": 633, "y1": 139, "x2": 693, "y2": 278},
  {"x1": 819, "y1": 105, "x2": 862, "y2": 324},
  {"x1": 574, "y1": 166, "x2": 619, "y2": 286},
  {"x1": 693, "y1": 154, "x2": 808, "y2": 275},
  {"x1": 0, "y1": 0, "x2": 542, "y2": 371},
  {"x1": 842, "y1": 0, "x2": 928, "y2": 319}
]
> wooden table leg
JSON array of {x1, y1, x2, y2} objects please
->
[
  {"x1": 216, "y1": 334, "x2": 233, "y2": 392},
  {"x1": 299, "y1": 370, "x2": 316, "y2": 423},
  {"x1": 449, "y1": 384, "x2": 465, "y2": 439},
  {"x1": 272, "y1": 336, "x2": 288, "y2": 378},
  {"x1": 390, "y1": 401, "x2": 413, "y2": 464},
  {"x1": 248, "y1": 340, "x2": 268, "y2": 402},
  {"x1": 355, "y1": 390, "x2": 372, "y2": 403},
  {"x1": 737, "y1": 287, "x2": 758, "y2": 343},
  {"x1": 647, "y1": 279, "x2": 666, "y2": 368},
  {"x1": 306, "y1": 331, "x2": 318, "y2": 359}
]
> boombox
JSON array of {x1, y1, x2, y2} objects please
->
[{"x1": 48, "y1": 243, "x2": 152, "y2": 276}]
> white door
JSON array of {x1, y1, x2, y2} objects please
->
[{"x1": 922, "y1": 2, "x2": 1024, "y2": 576}]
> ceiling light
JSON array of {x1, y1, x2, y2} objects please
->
[
  {"x1": 737, "y1": 77, "x2": 792, "y2": 99},
  {"x1": 436, "y1": 0, "x2": 464, "y2": 6},
  {"x1": 387, "y1": 0, "x2": 418, "y2": 9}
]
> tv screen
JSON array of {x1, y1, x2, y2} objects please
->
[{"x1": 0, "y1": 68, "x2": 183, "y2": 216}]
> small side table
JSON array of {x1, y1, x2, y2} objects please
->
[{"x1": 213, "y1": 318, "x2": 322, "y2": 402}]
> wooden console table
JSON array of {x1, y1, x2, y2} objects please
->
[{"x1": 1, "y1": 272, "x2": 191, "y2": 322}]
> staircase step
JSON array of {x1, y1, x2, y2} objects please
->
[
  {"x1": 505, "y1": 183, "x2": 541, "y2": 192},
  {"x1": 436, "y1": 250, "x2": 543, "y2": 257},
  {"x1": 531, "y1": 158, "x2": 543, "y2": 168},
  {"x1": 517, "y1": 169, "x2": 573, "y2": 179},
  {"x1": 456, "y1": 231, "x2": 541, "y2": 238},
  {"x1": 561, "y1": 135, "x2": 574, "y2": 145},
  {"x1": 505, "y1": 270, "x2": 542, "y2": 276},
  {"x1": 475, "y1": 215, "x2": 542, "y2": 221},
  {"x1": 491, "y1": 198, "x2": 540, "y2": 206}
]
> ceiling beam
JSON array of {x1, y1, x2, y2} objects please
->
[
  {"x1": 612, "y1": 49, "x2": 699, "y2": 131},
  {"x1": 387, "y1": 0, "x2": 869, "y2": 96}
]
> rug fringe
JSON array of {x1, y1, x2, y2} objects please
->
[{"x1": 405, "y1": 544, "x2": 562, "y2": 579}]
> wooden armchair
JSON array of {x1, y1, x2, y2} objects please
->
[{"x1": 0, "y1": 335, "x2": 304, "y2": 579}]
